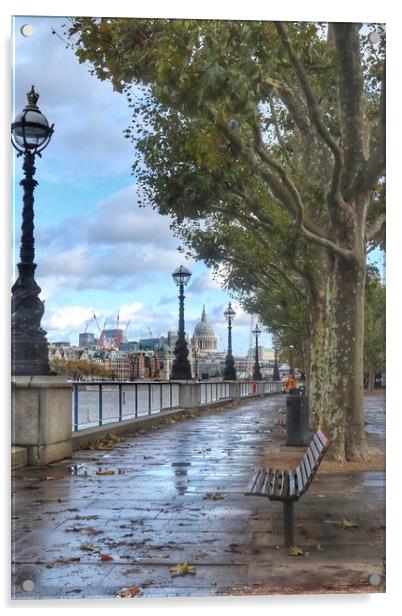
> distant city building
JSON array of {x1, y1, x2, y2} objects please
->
[
  {"x1": 103, "y1": 328, "x2": 127, "y2": 345},
  {"x1": 191, "y1": 306, "x2": 218, "y2": 353},
  {"x1": 247, "y1": 346, "x2": 275, "y2": 361},
  {"x1": 79, "y1": 332, "x2": 95, "y2": 349},
  {"x1": 139, "y1": 337, "x2": 165, "y2": 350},
  {"x1": 167, "y1": 331, "x2": 178, "y2": 348},
  {"x1": 53, "y1": 341, "x2": 70, "y2": 348},
  {"x1": 119, "y1": 341, "x2": 139, "y2": 352}
]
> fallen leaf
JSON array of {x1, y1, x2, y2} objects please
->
[
  {"x1": 79, "y1": 543, "x2": 98, "y2": 552},
  {"x1": 96, "y1": 470, "x2": 115, "y2": 476},
  {"x1": 169, "y1": 561, "x2": 196, "y2": 577},
  {"x1": 316, "y1": 544, "x2": 324, "y2": 552},
  {"x1": 44, "y1": 476, "x2": 55, "y2": 481},
  {"x1": 203, "y1": 493, "x2": 225, "y2": 500},
  {"x1": 124, "y1": 567, "x2": 143, "y2": 575},
  {"x1": 85, "y1": 528, "x2": 103, "y2": 536},
  {"x1": 56, "y1": 556, "x2": 81, "y2": 564},
  {"x1": 117, "y1": 586, "x2": 142, "y2": 598},
  {"x1": 288, "y1": 546, "x2": 304, "y2": 556},
  {"x1": 99, "y1": 554, "x2": 113, "y2": 561},
  {"x1": 275, "y1": 545, "x2": 280, "y2": 550},
  {"x1": 340, "y1": 517, "x2": 359, "y2": 531}
]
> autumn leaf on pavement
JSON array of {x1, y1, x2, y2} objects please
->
[
  {"x1": 116, "y1": 586, "x2": 142, "y2": 598},
  {"x1": 99, "y1": 554, "x2": 113, "y2": 561},
  {"x1": 79, "y1": 542, "x2": 98, "y2": 552},
  {"x1": 169, "y1": 561, "x2": 196, "y2": 577},
  {"x1": 340, "y1": 517, "x2": 359, "y2": 530},
  {"x1": 203, "y1": 493, "x2": 224, "y2": 500},
  {"x1": 288, "y1": 546, "x2": 304, "y2": 556},
  {"x1": 96, "y1": 469, "x2": 115, "y2": 476}
]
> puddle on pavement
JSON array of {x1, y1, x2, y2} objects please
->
[{"x1": 68, "y1": 464, "x2": 127, "y2": 477}]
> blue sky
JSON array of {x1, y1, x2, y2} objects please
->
[
  {"x1": 12, "y1": 15, "x2": 267, "y2": 354},
  {"x1": 11, "y1": 15, "x2": 386, "y2": 355}
]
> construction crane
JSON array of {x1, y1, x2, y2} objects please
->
[
  {"x1": 148, "y1": 327, "x2": 153, "y2": 338},
  {"x1": 92, "y1": 312, "x2": 108, "y2": 348},
  {"x1": 114, "y1": 310, "x2": 120, "y2": 347}
]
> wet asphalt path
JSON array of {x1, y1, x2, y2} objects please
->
[{"x1": 11, "y1": 393, "x2": 385, "y2": 599}]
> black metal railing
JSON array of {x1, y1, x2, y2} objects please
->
[{"x1": 72, "y1": 381, "x2": 180, "y2": 432}]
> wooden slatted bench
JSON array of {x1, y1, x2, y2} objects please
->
[{"x1": 245, "y1": 429, "x2": 329, "y2": 547}]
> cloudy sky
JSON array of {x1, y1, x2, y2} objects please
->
[{"x1": 11, "y1": 15, "x2": 271, "y2": 354}]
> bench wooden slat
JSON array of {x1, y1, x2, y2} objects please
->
[
  {"x1": 278, "y1": 469, "x2": 287, "y2": 497},
  {"x1": 272, "y1": 469, "x2": 283, "y2": 497},
  {"x1": 303, "y1": 453, "x2": 312, "y2": 476},
  {"x1": 288, "y1": 470, "x2": 296, "y2": 497},
  {"x1": 254, "y1": 469, "x2": 268, "y2": 494},
  {"x1": 269, "y1": 469, "x2": 277, "y2": 497},
  {"x1": 317, "y1": 429, "x2": 329, "y2": 448},
  {"x1": 246, "y1": 469, "x2": 261, "y2": 494},
  {"x1": 299, "y1": 459, "x2": 308, "y2": 488},
  {"x1": 313, "y1": 433, "x2": 325, "y2": 454},
  {"x1": 306, "y1": 448, "x2": 316, "y2": 473},
  {"x1": 310, "y1": 438, "x2": 321, "y2": 462},
  {"x1": 261, "y1": 468, "x2": 272, "y2": 495},
  {"x1": 295, "y1": 465, "x2": 304, "y2": 494}
]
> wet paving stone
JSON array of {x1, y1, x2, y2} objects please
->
[{"x1": 11, "y1": 393, "x2": 385, "y2": 599}]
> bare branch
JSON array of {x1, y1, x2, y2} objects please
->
[
  {"x1": 358, "y1": 61, "x2": 386, "y2": 194},
  {"x1": 333, "y1": 23, "x2": 365, "y2": 196},
  {"x1": 275, "y1": 22, "x2": 343, "y2": 166},
  {"x1": 365, "y1": 213, "x2": 385, "y2": 242}
]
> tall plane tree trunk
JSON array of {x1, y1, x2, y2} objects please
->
[
  {"x1": 322, "y1": 254, "x2": 367, "y2": 461},
  {"x1": 308, "y1": 290, "x2": 327, "y2": 431}
]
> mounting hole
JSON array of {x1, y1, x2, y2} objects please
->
[
  {"x1": 368, "y1": 31, "x2": 381, "y2": 45},
  {"x1": 368, "y1": 573, "x2": 382, "y2": 586},
  {"x1": 21, "y1": 579, "x2": 35, "y2": 592},
  {"x1": 20, "y1": 24, "x2": 34, "y2": 37}
]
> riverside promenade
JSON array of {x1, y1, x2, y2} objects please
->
[{"x1": 11, "y1": 392, "x2": 385, "y2": 599}]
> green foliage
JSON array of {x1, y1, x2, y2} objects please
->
[{"x1": 364, "y1": 268, "x2": 385, "y2": 376}]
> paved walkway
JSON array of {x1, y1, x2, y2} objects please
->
[{"x1": 11, "y1": 393, "x2": 385, "y2": 599}]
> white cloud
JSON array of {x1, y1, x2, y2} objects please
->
[{"x1": 44, "y1": 305, "x2": 94, "y2": 339}]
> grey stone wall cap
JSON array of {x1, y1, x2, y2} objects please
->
[{"x1": 11, "y1": 376, "x2": 72, "y2": 389}]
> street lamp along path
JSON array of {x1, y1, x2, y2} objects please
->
[
  {"x1": 223, "y1": 302, "x2": 236, "y2": 381},
  {"x1": 11, "y1": 86, "x2": 54, "y2": 376},
  {"x1": 170, "y1": 265, "x2": 192, "y2": 380}
]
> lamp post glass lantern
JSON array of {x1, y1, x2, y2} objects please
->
[
  {"x1": 223, "y1": 302, "x2": 236, "y2": 380},
  {"x1": 252, "y1": 323, "x2": 262, "y2": 381},
  {"x1": 170, "y1": 265, "x2": 192, "y2": 380},
  {"x1": 11, "y1": 86, "x2": 54, "y2": 376}
]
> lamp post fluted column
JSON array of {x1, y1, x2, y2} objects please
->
[
  {"x1": 289, "y1": 344, "x2": 295, "y2": 374},
  {"x1": 223, "y1": 302, "x2": 236, "y2": 381},
  {"x1": 11, "y1": 86, "x2": 54, "y2": 375},
  {"x1": 252, "y1": 323, "x2": 262, "y2": 381},
  {"x1": 170, "y1": 265, "x2": 192, "y2": 380},
  {"x1": 272, "y1": 340, "x2": 280, "y2": 381}
]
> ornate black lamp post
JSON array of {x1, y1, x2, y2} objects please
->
[
  {"x1": 11, "y1": 86, "x2": 54, "y2": 376},
  {"x1": 252, "y1": 323, "x2": 262, "y2": 381},
  {"x1": 272, "y1": 342, "x2": 280, "y2": 381},
  {"x1": 170, "y1": 265, "x2": 192, "y2": 380},
  {"x1": 223, "y1": 302, "x2": 236, "y2": 380}
]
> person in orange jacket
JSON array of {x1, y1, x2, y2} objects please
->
[{"x1": 284, "y1": 372, "x2": 296, "y2": 393}]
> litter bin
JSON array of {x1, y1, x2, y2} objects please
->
[{"x1": 286, "y1": 388, "x2": 308, "y2": 446}]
